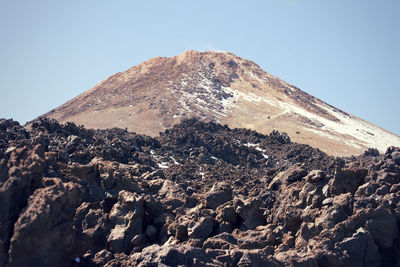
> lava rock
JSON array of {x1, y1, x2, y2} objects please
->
[
  {"x1": 187, "y1": 217, "x2": 214, "y2": 240},
  {"x1": 205, "y1": 182, "x2": 233, "y2": 210},
  {"x1": 107, "y1": 190, "x2": 144, "y2": 253}
]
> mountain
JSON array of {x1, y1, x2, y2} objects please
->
[
  {"x1": 1, "y1": 118, "x2": 400, "y2": 266},
  {"x1": 41, "y1": 50, "x2": 400, "y2": 156}
]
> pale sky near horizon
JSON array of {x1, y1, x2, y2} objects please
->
[{"x1": 1, "y1": 0, "x2": 399, "y2": 135}]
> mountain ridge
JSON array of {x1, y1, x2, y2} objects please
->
[{"x1": 40, "y1": 50, "x2": 400, "y2": 156}]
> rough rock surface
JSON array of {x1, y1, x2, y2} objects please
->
[{"x1": 0, "y1": 117, "x2": 400, "y2": 266}]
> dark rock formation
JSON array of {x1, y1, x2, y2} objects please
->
[{"x1": 0, "y1": 117, "x2": 399, "y2": 266}]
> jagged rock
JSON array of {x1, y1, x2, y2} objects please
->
[
  {"x1": 93, "y1": 249, "x2": 113, "y2": 265},
  {"x1": 130, "y1": 234, "x2": 147, "y2": 252},
  {"x1": 187, "y1": 217, "x2": 214, "y2": 240},
  {"x1": 1, "y1": 118, "x2": 400, "y2": 266},
  {"x1": 315, "y1": 204, "x2": 348, "y2": 230},
  {"x1": 335, "y1": 228, "x2": 381, "y2": 267},
  {"x1": 129, "y1": 243, "x2": 218, "y2": 266},
  {"x1": 70, "y1": 162, "x2": 97, "y2": 182},
  {"x1": 365, "y1": 206, "x2": 398, "y2": 248},
  {"x1": 269, "y1": 163, "x2": 308, "y2": 189},
  {"x1": 107, "y1": 190, "x2": 144, "y2": 253},
  {"x1": 168, "y1": 221, "x2": 188, "y2": 241},
  {"x1": 216, "y1": 204, "x2": 238, "y2": 224},
  {"x1": 81, "y1": 207, "x2": 110, "y2": 247},
  {"x1": 206, "y1": 182, "x2": 233, "y2": 209},
  {"x1": 305, "y1": 169, "x2": 326, "y2": 183},
  {"x1": 235, "y1": 228, "x2": 276, "y2": 249},
  {"x1": 355, "y1": 181, "x2": 380, "y2": 197},
  {"x1": 0, "y1": 144, "x2": 45, "y2": 265},
  {"x1": 202, "y1": 232, "x2": 237, "y2": 249},
  {"x1": 330, "y1": 166, "x2": 368, "y2": 196},
  {"x1": 158, "y1": 180, "x2": 186, "y2": 209},
  {"x1": 295, "y1": 222, "x2": 319, "y2": 250},
  {"x1": 8, "y1": 181, "x2": 84, "y2": 266},
  {"x1": 235, "y1": 197, "x2": 266, "y2": 230},
  {"x1": 237, "y1": 249, "x2": 278, "y2": 267}
]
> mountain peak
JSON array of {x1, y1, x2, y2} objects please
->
[{"x1": 40, "y1": 51, "x2": 400, "y2": 156}]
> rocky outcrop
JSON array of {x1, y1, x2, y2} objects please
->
[
  {"x1": 8, "y1": 181, "x2": 84, "y2": 266},
  {"x1": 0, "y1": 118, "x2": 400, "y2": 266}
]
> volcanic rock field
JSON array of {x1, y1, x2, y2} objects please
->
[{"x1": 1, "y1": 118, "x2": 400, "y2": 266}]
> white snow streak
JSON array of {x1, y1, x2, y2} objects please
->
[
  {"x1": 158, "y1": 162, "x2": 169, "y2": 169},
  {"x1": 278, "y1": 99, "x2": 400, "y2": 152}
]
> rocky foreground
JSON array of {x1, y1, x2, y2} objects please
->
[{"x1": 1, "y1": 118, "x2": 400, "y2": 266}]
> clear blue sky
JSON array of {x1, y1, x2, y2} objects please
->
[{"x1": 1, "y1": 0, "x2": 399, "y2": 135}]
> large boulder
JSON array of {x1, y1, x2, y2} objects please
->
[
  {"x1": 0, "y1": 144, "x2": 45, "y2": 265},
  {"x1": 107, "y1": 190, "x2": 144, "y2": 253},
  {"x1": 187, "y1": 217, "x2": 214, "y2": 240},
  {"x1": 206, "y1": 182, "x2": 233, "y2": 210},
  {"x1": 235, "y1": 197, "x2": 266, "y2": 230},
  {"x1": 365, "y1": 206, "x2": 398, "y2": 248},
  {"x1": 335, "y1": 228, "x2": 381, "y2": 267},
  {"x1": 330, "y1": 167, "x2": 368, "y2": 196},
  {"x1": 8, "y1": 181, "x2": 84, "y2": 266},
  {"x1": 269, "y1": 163, "x2": 308, "y2": 189}
]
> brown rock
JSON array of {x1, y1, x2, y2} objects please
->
[
  {"x1": 216, "y1": 204, "x2": 238, "y2": 224},
  {"x1": 335, "y1": 228, "x2": 380, "y2": 267},
  {"x1": 305, "y1": 169, "x2": 326, "y2": 183},
  {"x1": 187, "y1": 217, "x2": 214, "y2": 240},
  {"x1": 365, "y1": 206, "x2": 398, "y2": 248},
  {"x1": 205, "y1": 182, "x2": 233, "y2": 210},
  {"x1": 8, "y1": 181, "x2": 84, "y2": 266},
  {"x1": 235, "y1": 197, "x2": 266, "y2": 230},
  {"x1": 107, "y1": 190, "x2": 144, "y2": 253},
  {"x1": 330, "y1": 167, "x2": 368, "y2": 196}
]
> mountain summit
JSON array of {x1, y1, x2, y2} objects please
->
[{"x1": 41, "y1": 50, "x2": 400, "y2": 156}]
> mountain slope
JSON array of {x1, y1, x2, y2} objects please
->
[{"x1": 41, "y1": 50, "x2": 400, "y2": 156}]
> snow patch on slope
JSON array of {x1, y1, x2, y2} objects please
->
[
  {"x1": 175, "y1": 73, "x2": 278, "y2": 122},
  {"x1": 247, "y1": 71, "x2": 267, "y2": 84},
  {"x1": 316, "y1": 102, "x2": 400, "y2": 152},
  {"x1": 173, "y1": 67, "x2": 400, "y2": 153},
  {"x1": 222, "y1": 86, "x2": 277, "y2": 107},
  {"x1": 278, "y1": 99, "x2": 400, "y2": 152}
]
